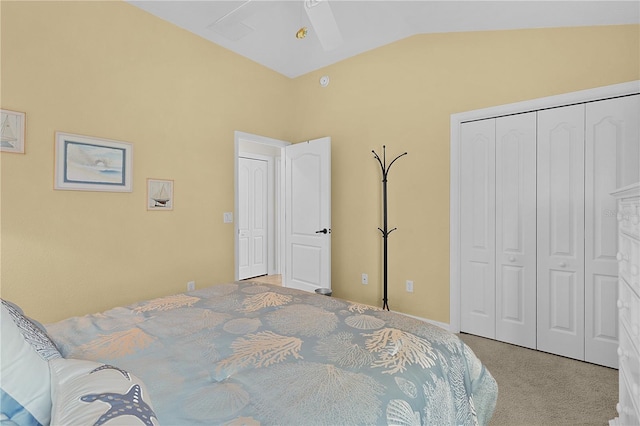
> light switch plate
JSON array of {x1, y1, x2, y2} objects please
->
[{"x1": 223, "y1": 212, "x2": 233, "y2": 223}]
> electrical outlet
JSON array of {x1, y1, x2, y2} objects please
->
[
  {"x1": 361, "y1": 273, "x2": 368, "y2": 285},
  {"x1": 406, "y1": 280, "x2": 414, "y2": 293},
  {"x1": 187, "y1": 281, "x2": 196, "y2": 291}
]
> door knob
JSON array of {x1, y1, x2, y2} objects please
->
[
  {"x1": 559, "y1": 261, "x2": 567, "y2": 268},
  {"x1": 315, "y1": 228, "x2": 329, "y2": 234},
  {"x1": 508, "y1": 256, "x2": 516, "y2": 262}
]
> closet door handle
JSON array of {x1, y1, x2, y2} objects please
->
[
  {"x1": 508, "y1": 256, "x2": 516, "y2": 262},
  {"x1": 559, "y1": 261, "x2": 567, "y2": 268},
  {"x1": 315, "y1": 228, "x2": 329, "y2": 234}
]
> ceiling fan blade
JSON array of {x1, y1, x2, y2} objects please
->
[{"x1": 304, "y1": 0, "x2": 343, "y2": 51}]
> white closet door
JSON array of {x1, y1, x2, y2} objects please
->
[
  {"x1": 460, "y1": 119, "x2": 496, "y2": 339},
  {"x1": 495, "y1": 113, "x2": 537, "y2": 348},
  {"x1": 537, "y1": 104, "x2": 585, "y2": 360},
  {"x1": 238, "y1": 157, "x2": 268, "y2": 280},
  {"x1": 584, "y1": 94, "x2": 639, "y2": 367}
]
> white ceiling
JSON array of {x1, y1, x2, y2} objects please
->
[{"x1": 127, "y1": 1, "x2": 640, "y2": 78}]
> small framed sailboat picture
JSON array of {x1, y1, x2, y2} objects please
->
[
  {"x1": 147, "y1": 178, "x2": 174, "y2": 211},
  {"x1": 1, "y1": 109, "x2": 26, "y2": 154}
]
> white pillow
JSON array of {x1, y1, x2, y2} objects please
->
[
  {"x1": 0, "y1": 304, "x2": 52, "y2": 425},
  {"x1": 49, "y1": 358, "x2": 158, "y2": 426}
]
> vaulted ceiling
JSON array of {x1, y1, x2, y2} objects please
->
[{"x1": 127, "y1": 1, "x2": 640, "y2": 78}]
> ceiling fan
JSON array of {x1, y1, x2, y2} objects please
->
[{"x1": 303, "y1": 0, "x2": 344, "y2": 51}]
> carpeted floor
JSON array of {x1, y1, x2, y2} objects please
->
[{"x1": 458, "y1": 333, "x2": 618, "y2": 426}]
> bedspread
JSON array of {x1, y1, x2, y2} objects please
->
[{"x1": 47, "y1": 282, "x2": 497, "y2": 425}]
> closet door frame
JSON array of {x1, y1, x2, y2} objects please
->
[{"x1": 450, "y1": 80, "x2": 640, "y2": 333}]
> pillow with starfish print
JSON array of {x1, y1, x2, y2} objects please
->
[{"x1": 49, "y1": 358, "x2": 158, "y2": 426}]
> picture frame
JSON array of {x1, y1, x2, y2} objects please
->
[
  {"x1": 147, "y1": 179, "x2": 174, "y2": 211},
  {"x1": 54, "y1": 132, "x2": 133, "y2": 192},
  {"x1": 1, "y1": 109, "x2": 26, "y2": 154}
]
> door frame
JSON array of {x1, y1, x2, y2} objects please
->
[
  {"x1": 234, "y1": 131, "x2": 290, "y2": 281},
  {"x1": 449, "y1": 80, "x2": 639, "y2": 333}
]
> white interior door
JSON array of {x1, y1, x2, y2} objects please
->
[
  {"x1": 235, "y1": 133, "x2": 287, "y2": 282},
  {"x1": 460, "y1": 119, "x2": 496, "y2": 339},
  {"x1": 284, "y1": 137, "x2": 331, "y2": 292},
  {"x1": 537, "y1": 104, "x2": 585, "y2": 360},
  {"x1": 495, "y1": 112, "x2": 537, "y2": 349},
  {"x1": 238, "y1": 157, "x2": 268, "y2": 280}
]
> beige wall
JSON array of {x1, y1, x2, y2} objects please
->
[
  {"x1": 1, "y1": 1, "x2": 638, "y2": 323},
  {"x1": 289, "y1": 25, "x2": 639, "y2": 322},
  {"x1": 0, "y1": 1, "x2": 292, "y2": 322}
]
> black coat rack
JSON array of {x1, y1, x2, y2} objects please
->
[{"x1": 372, "y1": 146, "x2": 407, "y2": 310}]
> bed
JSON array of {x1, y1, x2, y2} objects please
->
[{"x1": 2, "y1": 281, "x2": 497, "y2": 425}]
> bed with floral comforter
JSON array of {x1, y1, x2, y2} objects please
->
[{"x1": 46, "y1": 281, "x2": 497, "y2": 425}]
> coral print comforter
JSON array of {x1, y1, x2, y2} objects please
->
[{"x1": 47, "y1": 282, "x2": 497, "y2": 425}]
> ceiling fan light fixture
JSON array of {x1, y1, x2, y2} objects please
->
[{"x1": 296, "y1": 27, "x2": 308, "y2": 39}]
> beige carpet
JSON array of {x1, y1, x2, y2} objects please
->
[{"x1": 458, "y1": 333, "x2": 618, "y2": 426}]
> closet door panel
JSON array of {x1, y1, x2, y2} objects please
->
[
  {"x1": 460, "y1": 119, "x2": 496, "y2": 339},
  {"x1": 583, "y1": 96, "x2": 639, "y2": 367},
  {"x1": 495, "y1": 112, "x2": 537, "y2": 349},
  {"x1": 251, "y1": 160, "x2": 268, "y2": 276},
  {"x1": 592, "y1": 95, "x2": 639, "y2": 187},
  {"x1": 238, "y1": 159, "x2": 251, "y2": 279},
  {"x1": 537, "y1": 104, "x2": 585, "y2": 360}
]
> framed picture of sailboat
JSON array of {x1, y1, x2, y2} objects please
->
[
  {"x1": 1, "y1": 109, "x2": 26, "y2": 154},
  {"x1": 147, "y1": 179, "x2": 174, "y2": 211}
]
